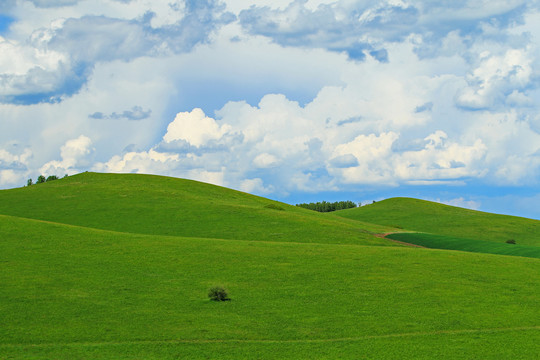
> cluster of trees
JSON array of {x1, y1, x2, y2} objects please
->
[
  {"x1": 27, "y1": 174, "x2": 66, "y2": 186},
  {"x1": 296, "y1": 200, "x2": 359, "y2": 213}
]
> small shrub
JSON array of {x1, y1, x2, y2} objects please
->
[
  {"x1": 506, "y1": 239, "x2": 516, "y2": 244},
  {"x1": 208, "y1": 286, "x2": 230, "y2": 301}
]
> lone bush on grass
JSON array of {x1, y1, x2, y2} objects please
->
[
  {"x1": 208, "y1": 286, "x2": 230, "y2": 301},
  {"x1": 506, "y1": 239, "x2": 516, "y2": 244}
]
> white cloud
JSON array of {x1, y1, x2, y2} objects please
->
[
  {"x1": 40, "y1": 135, "x2": 95, "y2": 176},
  {"x1": 0, "y1": 147, "x2": 32, "y2": 187},
  {"x1": 253, "y1": 153, "x2": 280, "y2": 168},
  {"x1": 394, "y1": 137, "x2": 488, "y2": 182},
  {"x1": 92, "y1": 148, "x2": 227, "y2": 187},
  {"x1": 186, "y1": 168, "x2": 226, "y2": 187},
  {"x1": 86, "y1": 24, "x2": 540, "y2": 194},
  {"x1": 238, "y1": 0, "x2": 533, "y2": 61},
  {"x1": 494, "y1": 155, "x2": 540, "y2": 185},
  {"x1": 163, "y1": 108, "x2": 232, "y2": 147},
  {"x1": 2, "y1": 0, "x2": 540, "y2": 222},
  {"x1": 93, "y1": 149, "x2": 180, "y2": 174},
  {"x1": 463, "y1": 110, "x2": 540, "y2": 184},
  {"x1": 329, "y1": 132, "x2": 399, "y2": 184},
  {"x1": 456, "y1": 49, "x2": 533, "y2": 109},
  {"x1": 0, "y1": 170, "x2": 23, "y2": 187},
  {"x1": 0, "y1": 147, "x2": 32, "y2": 168},
  {"x1": 239, "y1": 177, "x2": 274, "y2": 195},
  {"x1": 1, "y1": 0, "x2": 234, "y2": 104},
  {"x1": 0, "y1": 35, "x2": 71, "y2": 101},
  {"x1": 506, "y1": 89, "x2": 533, "y2": 107}
]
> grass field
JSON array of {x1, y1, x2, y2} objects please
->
[
  {"x1": 387, "y1": 232, "x2": 540, "y2": 259},
  {"x1": 1, "y1": 173, "x2": 539, "y2": 359},
  {"x1": 335, "y1": 197, "x2": 540, "y2": 246}
]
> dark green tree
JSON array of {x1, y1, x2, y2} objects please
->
[
  {"x1": 36, "y1": 175, "x2": 46, "y2": 184},
  {"x1": 27, "y1": 178, "x2": 33, "y2": 186}
]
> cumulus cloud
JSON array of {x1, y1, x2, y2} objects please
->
[
  {"x1": 253, "y1": 153, "x2": 280, "y2": 168},
  {"x1": 40, "y1": 135, "x2": 95, "y2": 176},
  {"x1": 94, "y1": 149, "x2": 179, "y2": 174},
  {"x1": 0, "y1": 0, "x2": 235, "y2": 104},
  {"x1": 329, "y1": 132, "x2": 399, "y2": 184},
  {"x1": 0, "y1": 34, "x2": 76, "y2": 103},
  {"x1": 464, "y1": 111, "x2": 540, "y2": 185},
  {"x1": 395, "y1": 136, "x2": 488, "y2": 183},
  {"x1": 239, "y1": 177, "x2": 274, "y2": 195},
  {"x1": 2, "y1": 0, "x2": 540, "y2": 222},
  {"x1": 456, "y1": 49, "x2": 533, "y2": 110},
  {"x1": 92, "y1": 76, "x2": 525, "y2": 195},
  {"x1": 85, "y1": 15, "x2": 540, "y2": 194},
  {"x1": 238, "y1": 0, "x2": 416, "y2": 60},
  {"x1": 163, "y1": 108, "x2": 232, "y2": 147},
  {"x1": 329, "y1": 154, "x2": 359, "y2": 168},
  {"x1": 0, "y1": 146, "x2": 32, "y2": 187},
  {"x1": 0, "y1": 148, "x2": 32, "y2": 171},
  {"x1": 238, "y1": 0, "x2": 532, "y2": 60}
]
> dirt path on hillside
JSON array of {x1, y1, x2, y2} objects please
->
[{"x1": 374, "y1": 232, "x2": 426, "y2": 248}]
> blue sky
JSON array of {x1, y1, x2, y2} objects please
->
[{"x1": 1, "y1": 0, "x2": 540, "y2": 219}]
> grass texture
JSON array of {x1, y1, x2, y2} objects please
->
[
  {"x1": 387, "y1": 232, "x2": 540, "y2": 259},
  {"x1": 0, "y1": 173, "x2": 539, "y2": 359},
  {"x1": 336, "y1": 197, "x2": 540, "y2": 246}
]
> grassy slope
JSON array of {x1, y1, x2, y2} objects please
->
[
  {"x1": 1, "y1": 214, "x2": 539, "y2": 359},
  {"x1": 0, "y1": 172, "x2": 393, "y2": 246},
  {"x1": 1, "y1": 174, "x2": 539, "y2": 358},
  {"x1": 335, "y1": 197, "x2": 540, "y2": 246},
  {"x1": 388, "y1": 233, "x2": 540, "y2": 259}
]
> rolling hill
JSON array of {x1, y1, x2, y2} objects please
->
[
  {"x1": 0, "y1": 173, "x2": 539, "y2": 359},
  {"x1": 0, "y1": 172, "x2": 393, "y2": 246},
  {"x1": 334, "y1": 197, "x2": 540, "y2": 246}
]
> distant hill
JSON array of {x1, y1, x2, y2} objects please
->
[{"x1": 335, "y1": 197, "x2": 540, "y2": 247}]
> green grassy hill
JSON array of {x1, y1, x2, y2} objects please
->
[
  {"x1": 1, "y1": 174, "x2": 539, "y2": 359},
  {"x1": 335, "y1": 197, "x2": 540, "y2": 246},
  {"x1": 387, "y1": 232, "x2": 540, "y2": 258},
  {"x1": 0, "y1": 172, "x2": 392, "y2": 246}
]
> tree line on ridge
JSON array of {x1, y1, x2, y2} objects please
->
[{"x1": 295, "y1": 200, "x2": 359, "y2": 213}]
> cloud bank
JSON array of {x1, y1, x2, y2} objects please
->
[
  {"x1": 0, "y1": 0, "x2": 234, "y2": 104},
  {"x1": 1, "y1": 0, "x2": 540, "y2": 218}
]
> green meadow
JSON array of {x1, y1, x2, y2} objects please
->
[
  {"x1": 387, "y1": 232, "x2": 540, "y2": 259},
  {"x1": 1, "y1": 173, "x2": 539, "y2": 359},
  {"x1": 335, "y1": 197, "x2": 540, "y2": 246}
]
